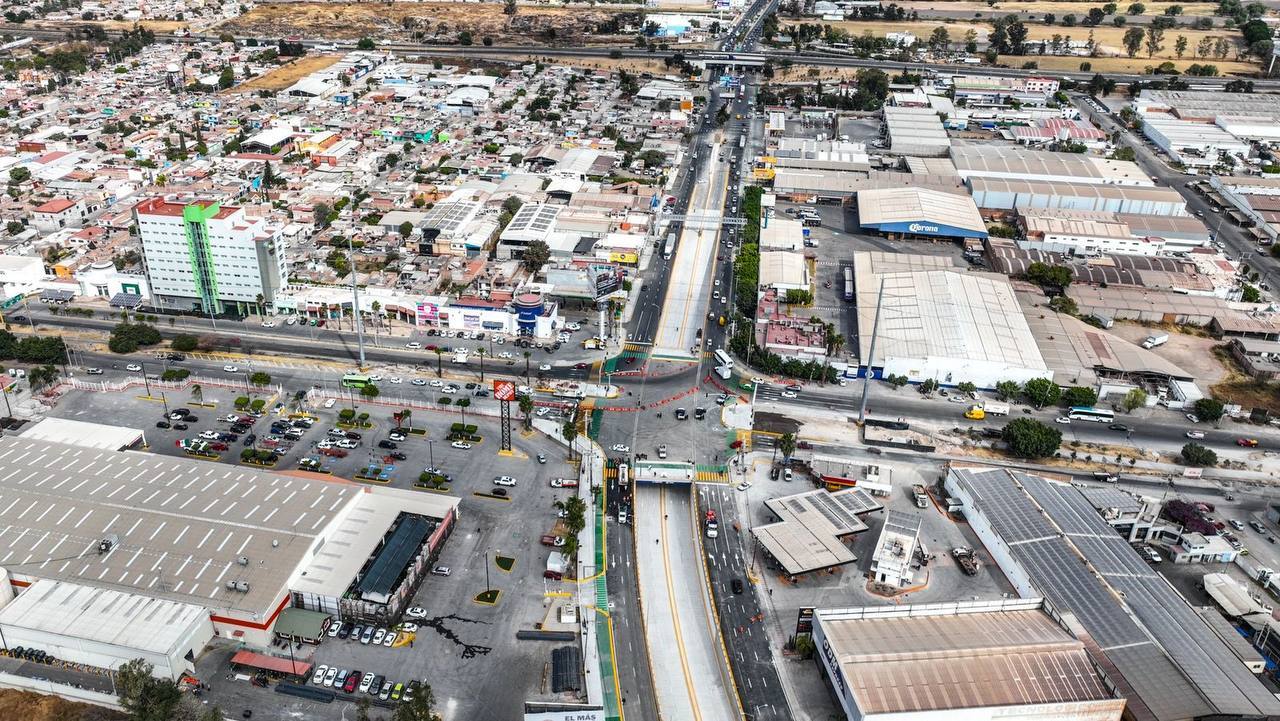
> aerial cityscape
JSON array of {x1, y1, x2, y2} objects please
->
[{"x1": 1, "y1": 0, "x2": 1280, "y2": 719}]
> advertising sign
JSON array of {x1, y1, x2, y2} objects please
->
[{"x1": 493, "y1": 380, "x2": 516, "y2": 402}]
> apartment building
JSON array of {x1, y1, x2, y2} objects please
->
[{"x1": 134, "y1": 197, "x2": 285, "y2": 315}]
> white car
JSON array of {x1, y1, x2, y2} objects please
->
[
  {"x1": 125, "y1": 363, "x2": 142, "y2": 372},
  {"x1": 322, "y1": 667, "x2": 338, "y2": 687},
  {"x1": 442, "y1": 385, "x2": 458, "y2": 394},
  {"x1": 1185, "y1": 413, "x2": 1201, "y2": 423},
  {"x1": 312, "y1": 664, "x2": 329, "y2": 685},
  {"x1": 285, "y1": 317, "x2": 297, "y2": 325},
  {"x1": 539, "y1": 363, "x2": 552, "y2": 372},
  {"x1": 780, "y1": 391, "x2": 798, "y2": 399},
  {"x1": 388, "y1": 377, "x2": 402, "y2": 384},
  {"x1": 493, "y1": 476, "x2": 518, "y2": 486},
  {"x1": 336, "y1": 439, "x2": 359, "y2": 449},
  {"x1": 566, "y1": 322, "x2": 582, "y2": 331},
  {"x1": 382, "y1": 631, "x2": 396, "y2": 647},
  {"x1": 499, "y1": 351, "x2": 514, "y2": 359},
  {"x1": 736, "y1": 481, "x2": 752, "y2": 492},
  {"x1": 316, "y1": 439, "x2": 335, "y2": 450},
  {"x1": 399, "y1": 622, "x2": 421, "y2": 632},
  {"x1": 451, "y1": 441, "x2": 473, "y2": 450},
  {"x1": 200, "y1": 430, "x2": 220, "y2": 440},
  {"x1": 405, "y1": 606, "x2": 428, "y2": 619},
  {"x1": 430, "y1": 380, "x2": 443, "y2": 388},
  {"x1": 372, "y1": 629, "x2": 386, "y2": 645},
  {"x1": 323, "y1": 398, "x2": 337, "y2": 409},
  {"x1": 1185, "y1": 430, "x2": 1206, "y2": 439},
  {"x1": 536, "y1": 407, "x2": 551, "y2": 417},
  {"x1": 406, "y1": 341, "x2": 423, "y2": 349},
  {"x1": 221, "y1": 414, "x2": 240, "y2": 423},
  {"x1": 411, "y1": 378, "x2": 427, "y2": 386},
  {"x1": 1054, "y1": 416, "x2": 1072, "y2": 425},
  {"x1": 368, "y1": 374, "x2": 383, "y2": 381},
  {"x1": 517, "y1": 385, "x2": 532, "y2": 395},
  {"x1": 431, "y1": 566, "x2": 451, "y2": 577},
  {"x1": 261, "y1": 321, "x2": 276, "y2": 328},
  {"x1": 610, "y1": 443, "x2": 630, "y2": 453},
  {"x1": 222, "y1": 365, "x2": 239, "y2": 373}
]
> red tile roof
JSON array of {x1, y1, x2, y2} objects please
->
[{"x1": 34, "y1": 198, "x2": 75, "y2": 214}]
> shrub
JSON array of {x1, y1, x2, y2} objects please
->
[
  {"x1": 171, "y1": 334, "x2": 198, "y2": 352},
  {"x1": 338, "y1": 408, "x2": 356, "y2": 422},
  {"x1": 1181, "y1": 442, "x2": 1217, "y2": 467},
  {"x1": 234, "y1": 396, "x2": 250, "y2": 409}
]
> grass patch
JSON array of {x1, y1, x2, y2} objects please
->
[
  {"x1": 1210, "y1": 345, "x2": 1280, "y2": 415},
  {"x1": 474, "y1": 589, "x2": 501, "y2": 605},
  {"x1": 495, "y1": 555, "x2": 516, "y2": 572}
]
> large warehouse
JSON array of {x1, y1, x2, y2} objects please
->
[
  {"x1": 969, "y1": 177, "x2": 1188, "y2": 216},
  {"x1": 812, "y1": 598, "x2": 1125, "y2": 721},
  {"x1": 0, "y1": 431, "x2": 460, "y2": 678},
  {"x1": 951, "y1": 145, "x2": 1153, "y2": 186},
  {"x1": 946, "y1": 464, "x2": 1280, "y2": 720},
  {"x1": 852, "y1": 252, "x2": 1050, "y2": 388},
  {"x1": 856, "y1": 186, "x2": 987, "y2": 241}
]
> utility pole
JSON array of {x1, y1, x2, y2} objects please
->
[
  {"x1": 857, "y1": 280, "x2": 885, "y2": 426},
  {"x1": 348, "y1": 235, "x2": 366, "y2": 369}
]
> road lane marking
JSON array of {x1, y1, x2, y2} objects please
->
[{"x1": 660, "y1": 487, "x2": 703, "y2": 721}]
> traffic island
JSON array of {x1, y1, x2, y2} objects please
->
[
  {"x1": 473, "y1": 589, "x2": 501, "y2": 606},
  {"x1": 495, "y1": 556, "x2": 516, "y2": 573},
  {"x1": 472, "y1": 491, "x2": 511, "y2": 502}
]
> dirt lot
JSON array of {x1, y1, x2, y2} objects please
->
[
  {"x1": 824, "y1": 19, "x2": 1253, "y2": 74},
  {"x1": 229, "y1": 53, "x2": 342, "y2": 93},
  {"x1": 1108, "y1": 321, "x2": 1228, "y2": 385},
  {"x1": 899, "y1": 0, "x2": 1216, "y2": 15},
  {"x1": 0, "y1": 689, "x2": 123, "y2": 721},
  {"x1": 218, "y1": 2, "x2": 639, "y2": 45}
]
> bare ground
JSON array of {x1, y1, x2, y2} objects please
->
[
  {"x1": 0, "y1": 689, "x2": 123, "y2": 721},
  {"x1": 229, "y1": 53, "x2": 343, "y2": 93},
  {"x1": 217, "y1": 2, "x2": 640, "y2": 46}
]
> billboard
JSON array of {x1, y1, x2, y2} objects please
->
[
  {"x1": 608, "y1": 252, "x2": 638, "y2": 265},
  {"x1": 493, "y1": 380, "x2": 516, "y2": 401},
  {"x1": 593, "y1": 271, "x2": 622, "y2": 300}
]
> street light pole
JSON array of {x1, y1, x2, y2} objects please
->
[
  {"x1": 857, "y1": 280, "x2": 885, "y2": 426},
  {"x1": 348, "y1": 236, "x2": 366, "y2": 369},
  {"x1": 428, "y1": 439, "x2": 435, "y2": 469},
  {"x1": 140, "y1": 361, "x2": 152, "y2": 398}
]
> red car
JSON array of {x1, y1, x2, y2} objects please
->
[
  {"x1": 705, "y1": 509, "x2": 717, "y2": 523},
  {"x1": 574, "y1": 363, "x2": 588, "y2": 370},
  {"x1": 207, "y1": 441, "x2": 229, "y2": 451},
  {"x1": 343, "y1": 670, "x2": 362, "y2": 694},
  {"x1": 1237, "y1": 438, "x2": 1260, "y2": 447},
  {"x1": 320, "y1": 447, "x2": 348, "y2": 458}
]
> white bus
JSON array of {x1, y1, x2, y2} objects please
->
[
  {"x1": 663, "y1": 234, "x2": 676, "y2": 260},
  {"x1": 1067, "y1": 406, "x2": 1114, "y2": 423},
  {"x1": 713, "y1": 348, "x2": 733, "y2": 380}
]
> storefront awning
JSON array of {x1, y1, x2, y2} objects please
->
[
  {"x1": 229, "y1": 650, "x2": 311, "y2": 677},
  {"x1": 272, "y1": 607, "x2": 330, "y2": 640}
]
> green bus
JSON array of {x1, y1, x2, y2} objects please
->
[{"x1": 341, "y1": 373, "x2": 371, "y2": 389}]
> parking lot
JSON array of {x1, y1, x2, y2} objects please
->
[{"x1": 47, "y1": 382, "x2": 587, "y2": 720}]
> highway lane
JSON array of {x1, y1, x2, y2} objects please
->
[{"x1": 751, "y1": 382, "x2": 1275, "y2": 456}]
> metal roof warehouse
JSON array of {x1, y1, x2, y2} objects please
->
[
  {"x1": 0, "y1": 434, "x2": 459, "y2": 649},
  {"x1": 751, "y1": 487, "x2": 882, "y2": 577},
  {"x1": 856, "y1": 186, "x2": 987, "y2": 240}
]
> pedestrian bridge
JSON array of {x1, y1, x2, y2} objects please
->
[{"x1": 631, "y1": 461, "x2": 729, "y2": 485}]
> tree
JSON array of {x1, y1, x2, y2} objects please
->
[
  {"x1": 249, "y1": 371, "x2": 271, "y2": 386},
  {"x1": 457, "y1": 398, "x2": 471, "y2": 425},
  {"x1": 392, "y1": 681, "x2": 436, "y2": 721},
  {"x1": 518, "y1": 394, "x2": 534, "y2": 430},
  {"x1": 1197, "y1": 36, "x2": 1213, "y2": 57},
  {"x1": 1061, "y1": 386, "x2": 1098, "y2": 407},
  {"x1": 1127, "y1": 1, "x2": 1145, "y2": 12},
  {"x1": 1242, "y1": 283, "x2": 1262, "y2": 302},
  {"x1": 356, "y1": 37, "x2": 375, "y2": 50},
  {"x1": 27, "y1": 364, "x2": 58, "y2": 391},
  {"x1": 956, "y1": 381, "x2": 977, "y2": 394},
  {"x1": 1121, "y1": 388, "x2": 1148, "y2": 411},
  {"x1": 1144, "y1": 25, "x2": 1165, "y2": 57},
  {"x1": 562, "y1": 416, "x2": 578, "y2": 459},
  {"x1": 1165, "y1": 3, "x2": 1182, "y2": 13},
  {"x1": 217, "y1": 65, "x2": 234, "y2": 89},
  {"x1": 399, "y1": 221, "x2": 414, "y2": 238},
  {"x1": 919, "y1": 378, "x2": 939, "y2": 395},
  {"x1": 313, "y1": 202, "x2": 331, "y2": 229},
  {"x1": 995, "y1": 380, "x2": 1021, "y2": 401},
  {"x1": 8, "y1": 167, "x2": 30, "y2": 184},
  {"x1": 1123, "y1": 25, "x2": 1145, "y2": 56},
  {"x1": 1193, "y1": 397, "x2": 1225, "y2": 422},
  {"x1": 1026, "y1": 262, "x2": 1073, "y2": 289},
  {"x1": 778, "y1": 432, "x2": 796, "y2": 459},
  {"x1": 117, "y1": 658, "x2": 183, "y2": 721},
  {"x1": 171, "y1": 334, "x2": 198, "y2": 352},
  {"x1": 1181, "y1": 442, "x2": 1217, "y2": 466},
  {"x1": 433, "y1": 348, "x2": 444, "y2": 377},
  {"x1": 1174, "y1": 34, "x2": 1188, "y2": 57},
  {"x1": 360, "y1": 383, "x2": 380, "y2": 399},
  {"x1": 503, "y1": 0, "x2": 518, "y2": 14},
  {"x1": 1002, "y1": 418, "x2": 1063, "y2": 458},
  {"x1": 191, "y1": 384, "x2": 203, "y2": 404},
  {"x1": 1022, "y1": 378, "x2": 1061, "y2": 408},
  {"x1": 356, "y1": 696, "x2": 373, "y2": 721},
  {"x1": 108, "y1": 322, "x2": 162, "y2": 354},
  {"x1": 928, "y1": 26, "x2": 949, "y2": 51},
  {"x1": 522, "y1": 240, "x2": 551, "y2": 273}
]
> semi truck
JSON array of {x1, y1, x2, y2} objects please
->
[
  {"x1": 912, "y1": 484, "x2": 929, "y2": 508},
  {"x1": 1141, "y1": 333, "x2": 1169, "y2": 349}
]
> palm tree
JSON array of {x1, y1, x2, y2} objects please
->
[
  {"x1": 523, "y1": 351, "x2": 532, "y2": 381},
  {"x1": 778, "y1": 432, "x2": 796, "y2": 461},
  {"x1": 518, "y1": 394, "x2": 534, "y2": 430},
  {"x1": 475, "y1": 348, "x2": 486, "y2": 382},
  {"x1": 562, "y1": 417, "x2": 578, "y2": 461},
  {"x1": 457, "y1": 398, "x2": 470, "y2": 425},
  {"x1": 255, "y1": 293, "x2": 265, "y2": 317},
  {"x1": 191, "y1": 384, "x2": 203, "y2": 404},
  {"x1": 434, "y1": 348, "x2": 443, "y2": 377}
]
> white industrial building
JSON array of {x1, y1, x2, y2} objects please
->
[
  {"x1": 1017, "y1": 207, "x2": 1165, "y2": 257},
  {"x1": 758, "y1": 251, "x2": 810, "y2": 292},
  {"x1": 945, "y1": 464, "x2": 1280, "y2": 720},
  {"x1": 884, "y1": 105, "x2": 950, "y2": 157},
  {"x1": 0, "y1": 430, "x2": 460, "y2": 678},
  {"x1": 811, "y1": 598, "x2": 1125, "y2": 721},
  {"x1": 969, "y1": 177, "x2": 1188, "y2": 216},
  {"x1": 134, "y1": 197, "x2": 286, "y2": 315},
  {"x1": 0, "y1": 579, "x2": 213, "y2": 682},
  {"x1": 951, "y1": 145, "x2": 1153, "y2": 186},
  {"x1": 1139, "y1": 113, "x2": 1251, "y2": 168},
  {"x1": 868, "y1": 511, "x2": 921, "y2": 588},
  {"x1": 853, "y1": 252, "x2": 1051, "y2": 388}
]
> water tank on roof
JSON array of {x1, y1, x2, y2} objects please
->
[{"x1": 513, "y1": 291, "x2": 544, "y2": 334}]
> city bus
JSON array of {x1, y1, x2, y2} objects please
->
[
  {"x1": 341, "y1": 373, "x2": 371, "y2": 389},
  {"x1": 1067, "y1": 406, "x2": 1114, "y2": 423},
  {"x1": 713, "y1": 348, "x2": 734, "y2": 380},
  {"x1": 843, "y1": 267, "x2": 854, "y2": 302},
  {"x1": 663, "y1": 233, "x2": 676, "y2": 260}
]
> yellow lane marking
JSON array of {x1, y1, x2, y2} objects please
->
[{"x1": 660, "y1": 487, "x2": 703, "y2": 721}]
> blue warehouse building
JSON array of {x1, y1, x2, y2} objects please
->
[{"x1": 857, "y1": 187, "x2": 988, "y2": 242}]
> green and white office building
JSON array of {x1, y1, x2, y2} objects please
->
[{"x1": 134, "y1": 197, "x2": 286, "y2": 315}]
